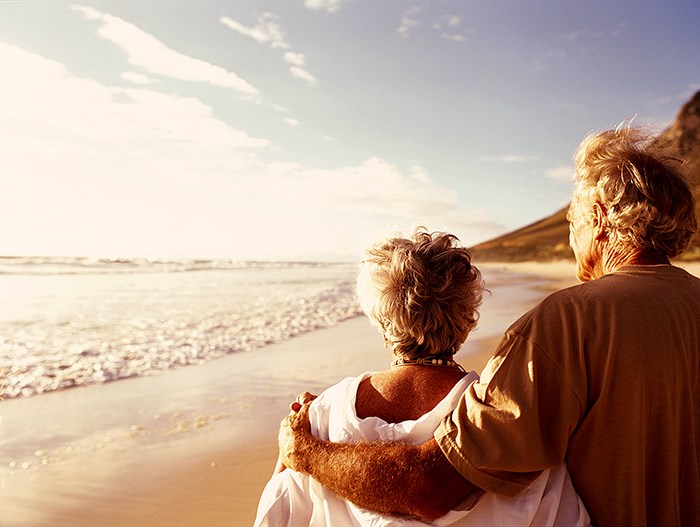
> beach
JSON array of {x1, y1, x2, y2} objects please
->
[{"x1": 2, "y1": 261, "x2": 698, "y2": 526}]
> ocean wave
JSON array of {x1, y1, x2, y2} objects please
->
[
  {"x1": 0, "y1": 271, "x2": 362, "y2": 399},
  {"x1": 0, "y1": 256, "x2": 353, "y2": 276}
]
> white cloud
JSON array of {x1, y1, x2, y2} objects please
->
[
  {"x1": 563, "y1": 22, "x2": 628, "y2": 44},
  {"x1": 289, "y1": 66, "x2": 318, "y2": 86},
  {"x1": 432, "y1": 15, "x2": 472, "y2": 42},
  {"x1": 545, "y1": 165, "x2": 574, "y2": 181},
  {"x1": 440, "y1": 33, "x2": 466, "y2": 43},
  {"x1": 283, "y1": 52, "x2": 317, "y2": 86},
  {"x1": 220, "y1": 13, "x2": 290, "y2": 49},
  {"x1": 0, "y1": 43, "x2": 267, "y2": 168},
  {"x1": 266, "y1": 157, "x2": 464, "y2": 220},
  {"x1": 446, "y1": 15, "x2": 461, "y2": 27},
  {"x1": 304, "y1": 0, "x2": 345, "y2": 13},
  {"x1": 284, "y1": 51, "x2": 307, "y2": 66},
  {"x1": 0, "y1": 41, "x2": 274, "y2": 258},
  {"x1": 72, "y1": 5, "x2": 258, "y2": 96},
  {"x1": 221, "y1": 13, "x2": 317, "y2": 87},
  {"x1": 549, "y1": 22, "x2": 628, "y2": 72},
  {"x1": 398, "y1": 6, "x2": 422, "y2": 36},
  {"x1": 479, "y1": 155, "x2": 540, "y2": 163},
  {"x1": 284, "y1": 117, "x2": 300, "y2": 127},
  {"x1": 546, "y1": 23, "x2": 633, "y2": 71},
  {"x1": 0, "y1": 40, "x2": 501, "y2": 259},
  {"x1": 261, "y1": 157, "x2": 504, "y2": 253},
  {"x1": 400, "y1": 9, "x2": 474, "y2": 43},
  {"x1": 121, "y1": 71, "x2": 157, "y2": 85}
]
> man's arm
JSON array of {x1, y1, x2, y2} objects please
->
[{"x1": 278, "y1": 403, "x2": 482, "y2": 521}]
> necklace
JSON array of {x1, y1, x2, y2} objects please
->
[{"x1": 391, "y1": 356, "x2": 466, "y2": 373}]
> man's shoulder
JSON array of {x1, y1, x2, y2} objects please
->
[
  {"x1": 507, "y1": 278, "x2": 611, "y2": 335},
  {"x1": 520, "y1": 265, "x2": 700, "y2": 324},
  {"x1": 528, "y1": 281, "x2": 590, "y2": 314},
  {"x1": 532, "y1": 265, "x2": 691, "y2": 306}
]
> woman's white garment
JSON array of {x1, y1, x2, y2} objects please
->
[{"x1": 254, "y1": 371, "x2": 589, "y2": 527}]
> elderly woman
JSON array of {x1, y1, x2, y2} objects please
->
[
  {"x1": 278, "y1": 127, "x2": 700, "y2": 526},
  {"x1": 255, "y1": 229, "x2": 588, "y2": 526}
]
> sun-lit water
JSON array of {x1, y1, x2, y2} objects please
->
[
  {"x1": 0, "y1": 260, "x2": 566, "y2": 489},
  {"x1": 0, "y1": 257, "x2": 361, "y2": 399}
]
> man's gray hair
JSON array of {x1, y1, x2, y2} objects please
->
[{"x1": 572, "y1": 126, "x2": 697, "y2": 258}]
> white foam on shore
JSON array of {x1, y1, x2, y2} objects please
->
[
  {"x1": 1, "y1": 264, "x2": 362, "y2": 399},
  {"x1": 0, "y1": 264, "x2": 572, "y2": 467}
]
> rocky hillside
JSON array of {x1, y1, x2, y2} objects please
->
[{"x1": 469, "y1": 91, "x2": 700, "y2": 262}]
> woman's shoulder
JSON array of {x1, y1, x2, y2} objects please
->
[
  {"x1": 313, "y1": 372, "x2": 373, "y2": 408},
  {"x1": 355, "y1": 367, "x2": 474, "y2": 423}
]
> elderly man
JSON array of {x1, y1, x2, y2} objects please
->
[{"x1": 278, "y1": 127, "x2": 700, "y2": 526}]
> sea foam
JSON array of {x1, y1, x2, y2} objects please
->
[{"x1": 0, "y1": 259, "x2": 361, "y2": 399}]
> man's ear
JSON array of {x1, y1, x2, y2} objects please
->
[{"x1": 591, "y1": 202, "x2": 607, "y2": 241}]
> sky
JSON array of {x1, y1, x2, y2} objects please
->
[{"x1": 1, "y1": 0, "x2": 699, "y2": 261}]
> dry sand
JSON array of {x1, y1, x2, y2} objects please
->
[{"x1": 2, "y1": 261, "x2": 697, "y2": 526}]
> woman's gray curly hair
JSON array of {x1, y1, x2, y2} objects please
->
[
  {"x1": 356, "y1": 227, "x2": 484, "y2": 360},
  {"x1": 572, "y1": 126, "x2": 697, "y2": 258}
]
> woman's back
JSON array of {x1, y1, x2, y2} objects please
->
[
  {"x1": 355, "y1": 366, "x2": 467, "y2": 423},
  {"x1": 256, "y1": 367, "x2": 589, "y2": 526}
]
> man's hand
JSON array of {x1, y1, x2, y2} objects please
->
[
  {"x1": 274, "y1": 392, "x2": 318, "y2": 474},
  {"x1": 278, "y1": 401, "x2": 315, "y2": 473},
  {"x1": 290, "y1": 391, "x2": 316, "y2": 413},
  {"x1": 274, "y1": 390, "x2": 483, "y2": 520}
]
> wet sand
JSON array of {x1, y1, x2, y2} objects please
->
[
  {"x1": 5, "y1": 326, "x2": 503, "y2": 527},
  {"x1": 2, "y1": 261, "x2": 696, "y2": 526}
]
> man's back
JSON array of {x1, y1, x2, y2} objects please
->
[
  {"x1": 436, "y1": 265, "x2": 700, "y2": 525},
  {"x1": 549, "y1": 265, "x2": 700, "y2": 525}
]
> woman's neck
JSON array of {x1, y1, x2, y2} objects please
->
[{"x1": 391, "y1": 355, "x2": 465, "y2": 372}]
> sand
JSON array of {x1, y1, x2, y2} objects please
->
[
  {"x1": 2, "y1": 261, "x2": 697, "y2": 526},
  {"x1": 1, "y1": 315, "x2": 389, "y2": 527}
]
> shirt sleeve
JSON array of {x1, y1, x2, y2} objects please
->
[{"x1": 434, "y1": 329, "x2": 584, "y2": 497}]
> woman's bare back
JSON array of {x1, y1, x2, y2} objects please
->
[{"x1": 355, "y1": 366, "x2": 467, "y2": 423}]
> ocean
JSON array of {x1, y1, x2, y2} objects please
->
[
  {"x1": 0, "y1": 257, "x2": 361, "y2": 399},
  {"x1": 0, "y1": 258, "x2": 573, "y2": 504}
]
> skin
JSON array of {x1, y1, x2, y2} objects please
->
[
  {"x1": 275, "y1": 354, "x2": 484, "y2": 520},
  {"x1": 567, "y1": 200, "x2": 669, "y2": 281},
  {"x1": 278, "y1": 194, "x2": 668, "y2": 521}
]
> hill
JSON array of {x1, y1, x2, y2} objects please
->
[{"x1": 469, "y1": 91, "x2": 700, "y2": 262}]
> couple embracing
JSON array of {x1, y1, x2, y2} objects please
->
[{"x1": 255, "y1": 127, "x2": 700, "y2": 526}]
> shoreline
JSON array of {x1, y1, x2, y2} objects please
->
[
  {"x1": 3, "y1": 261, "x2": 697, "y2": 526},
  {"x1": 5, "y1": 329, "x2": 507, "y2": 527},
  {"x1": 1, "y1": 315, "x2": 390, "y2": 527}
]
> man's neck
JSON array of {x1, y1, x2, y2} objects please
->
[{"x1": 602, "y1": 249, "x2": 670, "y2": 274}]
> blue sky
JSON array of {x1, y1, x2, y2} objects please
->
[{"x1": 1, "y1": 1, "x2": 698, "y2": 260}]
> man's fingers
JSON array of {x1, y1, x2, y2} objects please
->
[
  {"x1": 295, "y1": 402, "x2": 311, "y2": 427},
  {"x1": 285, "y1": 402, "x2": 311, "y2": 431},
  {"x1": 289, "y1": 391, "x2": 317, "y2": 413},
  {"x1": 296, "y1": 391, "x2": 317, "y2": 405},
  {"x1": 278, "y1": 402, "x2": 313, "y2": 472}
]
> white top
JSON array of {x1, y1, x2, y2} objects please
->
[{"x1": 254, "y1": 370, "x2": 589, "y2": 526}]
